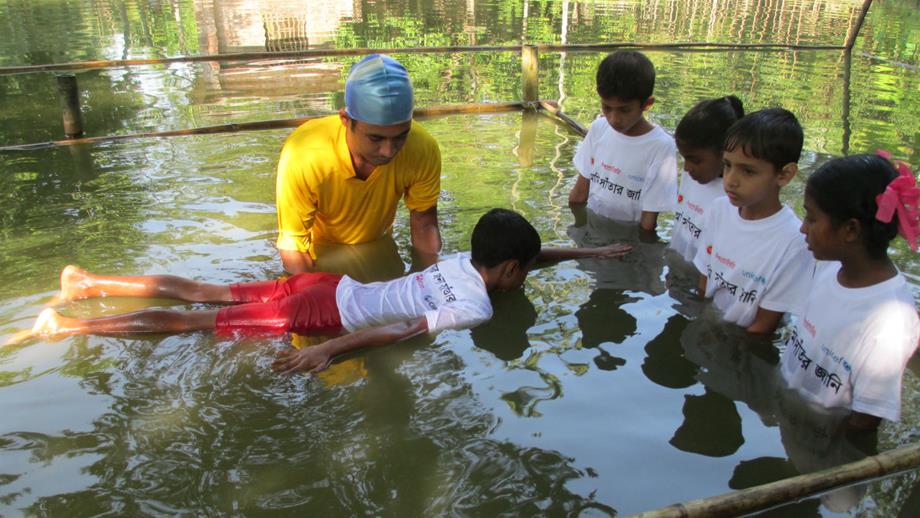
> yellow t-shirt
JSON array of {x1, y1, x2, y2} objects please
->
[{"x1": 275, "y1": 115, "x2": 441, "y2": 256}]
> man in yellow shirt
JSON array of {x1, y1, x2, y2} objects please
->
[{"x1": 275, "y1": 54, "x2": 442, "y2": 274}]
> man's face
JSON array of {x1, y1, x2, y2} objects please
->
[{"x1": 342, "y1": 113, "x2": 412, "y2": 168}]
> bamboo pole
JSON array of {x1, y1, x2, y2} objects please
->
[
  {"x1": 844, "y1": 0, "x2": 874, "y2": 51},
  {"x1": 56, "y1": 74, "x2": 84, "y2": 138},
  {"x1": 0, "y1": 42, "x2": 848, "y2": 76},
  {"x1": 539, "y1": 100, "x2": 587, "y2": 137},
  {"x1": 0, "y1": 102, "x2": 527, "y2": 152},
  {"x1": 631, "y1": 442, "x2": 920, "y2": 518},
  {"x1": 522, "y1": 45, "x2": 539, "y2": 103}
]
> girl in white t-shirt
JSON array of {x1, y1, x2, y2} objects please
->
[
  {"x1": 670, "y1": 95, "x2": 745, "y2": 262},
  {"x1": 781, "y1": 153, "x2": 920, "y2": 430}
]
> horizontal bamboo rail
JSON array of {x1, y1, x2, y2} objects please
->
[
  {"x1": 631, "y1": 442, "x2": 920, "y2": 518},
  {"x1": 0, "y1": 41, "x2": 847, "y2": 76},
  {"x1": 0, "y1": 101, "x2": 543, "y2": 151}
]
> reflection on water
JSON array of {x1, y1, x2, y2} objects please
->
[{"x1": 0, "y1": 0, "x2": 918, "y2": 515}]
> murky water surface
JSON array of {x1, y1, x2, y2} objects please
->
[{"x1": 0, "y1": 0, "x2": 918, "y2": 515}]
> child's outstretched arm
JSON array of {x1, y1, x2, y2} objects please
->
[
  {"x1": 271, "y1": 317, "x2": 429, "y2": 374},
  {"x1": 535, "y1": 242, "x2": 632, "y2": 265}
]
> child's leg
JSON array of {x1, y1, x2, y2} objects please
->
[
  {"x1": 31, "y1": 307, "x2": 219, "y2": 337},
  {"x1": 57, "y1": 265, "x2": 232, "y2": 303}
]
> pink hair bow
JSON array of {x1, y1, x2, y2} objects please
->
[{"x1": 875, "y1": 150, "x2": 920, "y2": 251}]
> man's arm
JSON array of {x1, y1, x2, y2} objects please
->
[
  {"x1": 272, "y1": 317, "x2": 429, "y2": 374},
  {"x1": 568, "y1": 175, "x2": 590, "y2": 205},
  {"x1": 746, "y1": 307, "x2": 785, "y2": 334},
  {"x1": 409, "y1": 206, "x2": 441, "y2": 268},
  {"x1": 697, "y1": 274, "x2": 708, "y2": 297},
  {"x1": 280, "y1": 249, "x2": 315, "y2": 275}
]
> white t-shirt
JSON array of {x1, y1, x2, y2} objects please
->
[
  {"x1": 669, "y1": 172, "x2": 725, "y2": 263},
  {"x1": 693, "y1": 197, "x2": 814, "y2": 327},
  {"x1": 573, "y1": 117, "x2": 678, "y2": 222},
  {"x1": 336, "y1": 253, "x2": 492, "y2": 334},
  {"x1": 779, "y1": 261, "x2": 919, "y2": 421}
]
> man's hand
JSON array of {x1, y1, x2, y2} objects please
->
[{"x1": 272, "y1": 344, "x2": 332, "y2": 375}]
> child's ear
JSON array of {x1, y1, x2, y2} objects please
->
[
  {"x1": 642, "y1": 96, "x2": 655, "y2": 112},
  {"x1": 502, "y1": 259, "x2": 522, "y2": 277},
  {"x1": 777, "y1": 162, "x2": 799, "y2": 187},
  {"x1": 841, "y1": 218, "x2": 862, "y2": 243}
]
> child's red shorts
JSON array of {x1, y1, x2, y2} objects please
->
[{"x1": 215, "y1": 272, "x2": 343, "y2": 336}]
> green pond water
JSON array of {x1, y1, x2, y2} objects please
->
[{"x1": 0, "y1": 0, "x2": 918, "y2": 515}]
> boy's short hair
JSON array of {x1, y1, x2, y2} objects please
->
[
  {"x1": 723, "y1": 108, "x2": 803, "y2": 170},
  {"x1": 471, "y1": 209, "x2": 541, "y2": 268},
  {"x1": 596, "y1": 51, "x2": 655, "y2": 103}
]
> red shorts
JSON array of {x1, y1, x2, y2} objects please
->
[{"x1": 215, "y1": 272, "x2": 343, "y2": 336}]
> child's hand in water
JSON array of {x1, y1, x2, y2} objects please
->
[
  {"x1": 272, "y1": 343, "x2": 333, "y2": 375},
  {"x1": 593, "y1": 242, "x2": 633, "y2": 258}
]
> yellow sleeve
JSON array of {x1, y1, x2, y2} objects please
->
[
  {"x1": 275, "y1": 140, "x2": 317, "y2": 253},
  {"x1": 403, "y1": 123, "x2": 442, "y2": 212}
]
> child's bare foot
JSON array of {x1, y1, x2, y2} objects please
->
[{"x1": 48, "y1": 265, "x2": 97, "y2": 305}]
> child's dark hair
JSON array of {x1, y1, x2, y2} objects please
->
[
  {"x1": 807, "y1": 154, "x2": 899, "y2": 258},
  {"x1": 675, "y1": 96, "x2": 745, "y2": 152},
  {"x1": 471, "y1": 209, "x2": 541, "y2": 268},
  {"x1": 596, "y1": 51, "x2": 655, "y2": 103},
  {"x1": 723, "y1": 108, "x2": 803, "y2": 170}
]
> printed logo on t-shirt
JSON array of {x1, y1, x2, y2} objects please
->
[
  {"x1": 601, "y1": 162, "x2": 621, "y2": 174},
  {"x1": 803, "y1": 318, "x2": 816, "y2": 337},
  {"x1": 677, "y1": 194, "x2": 684, "y2": 203},
  {"x1": 706, "y1": 245, "x2": 712, "y2": 254},
  {"x1": 687, "y1": 201, "x2": 704, "y2": 215},
  {"x1": 715, "y1": 252, "x2": 736, "y2": 269},
  {"x1": 741, "y1": 270, "x2": 768, "y2": 285}
]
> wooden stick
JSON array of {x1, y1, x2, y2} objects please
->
[
  {"x1": 0, "y1": 102, "x2": 526, "y2": 151},
  {"x1": 844, "y1": 0, "x2": 874, "y2": 50},
  {"x1": 538, "y1": 100, "x2": 587, "y2": 137},
  {"x1": 55, "y1": 74, "x2": 84, "y2": 138},
  {"x1": 631, "y1": 442, "x2": 920, "y2": 518},
  {"x1": 0, "y1": 42, "x2": 847, "y2": 76}
]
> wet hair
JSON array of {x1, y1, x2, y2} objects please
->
[
  {"x1": 806, "y1": 154, "x2": 899, "y2": 258},
  {"x1": 596, "y1": 51, "x2": 655, "y2": 104},
  {"x1": 675, "y1": 96, "x2": 745, "y2": 152},
  {"x1": 723, "y1": 108, "x2": 803, "y2": 170},
  {"x1": 471, "y1": 208, "x2": 541, "y2": 268}
]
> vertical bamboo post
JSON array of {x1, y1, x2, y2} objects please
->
[
  {"x1": 844, "y1": 0, "x2": 873, "y2": 50},
  {"x1": 522, "y1": 44, "x2": 539, "y2": 103},
  {"x1": 841, "y1": 49, "x2": 852, "y2": 155},
  {"x1": 56, "y1": 73, "x2": 84, "y2": 138}
]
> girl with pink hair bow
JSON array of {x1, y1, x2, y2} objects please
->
[{"x1": 779, "y1": 153, "x2": 920, "y2": 431}]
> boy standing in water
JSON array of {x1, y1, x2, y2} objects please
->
[
  {"x1": 693, "y1": 108, "x2": 814, "y2": 334},
  {"x1": 14, "y1": 210, "x2": 631, "y2": 374},
  {"x1": 568, "y1": 50, "x2": 678, "y2": 232}
]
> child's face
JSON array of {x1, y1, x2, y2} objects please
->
[
  {"x1": 722, "y1": 146, "x2": 792, "y2": 217},
  {"x1": 600, "y1": 96, "x2": 650, "y2": 136},
  {"x1": 800, "y1": 193, "x2": 845, "y2": 261},
  {"x1": 496, "y1": 258, "x2": 534, "y2": 292},
  {"x1": 677, "y1": 140, "x2": 722, "y2": 184}
]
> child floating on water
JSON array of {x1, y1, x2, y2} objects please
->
[
  {"x1": 11, "y1": 209, "x2": 632, "y2": 374},
  {"x1": 780, "y1": 153, "x2": 920, "y2": 431},
  {"x1": 568, "y1": 50, "x2": 678, "y2": 232},
  {"x1": 670, "y1": 95, "x2": 745, "y2": 262},
  {"x1": 693, "y1": 108, "x2": 814, "y2": 334}
]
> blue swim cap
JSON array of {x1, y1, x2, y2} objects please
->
[{"x1": 344, "y1": 54, "x2": 414, "y2": 126}]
